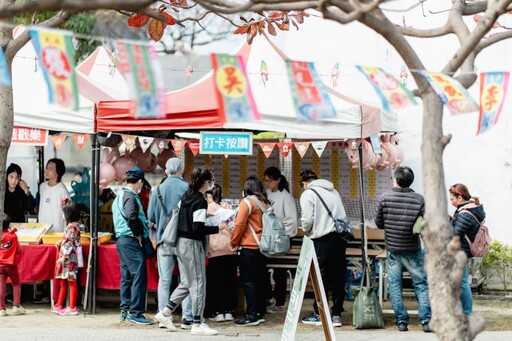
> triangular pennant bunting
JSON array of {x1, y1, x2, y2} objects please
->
[
  {"x1": 171, "y1": 139, "x2": 184, "y2": 155},
  {"x1": 155, "y1": 138, "x2": 166, "y2": 153},
  {"x1": 187, "y1": 140, "x2": 200, "y2": 156},
  {"x1": 121, "y1": 134, "x2": 137, "y2": 153},
  {"x1": 258, "y1": 143, "x2": 276, "y2": 158},
  {"x1": 138, "y1": 136, "x2": 154, "y2": 153},
  {"x1": 277, "y1": 142, "x2": 294, "y2": 157},
  {"x1": 51, "y1": 135, "x2": 67, "y2": 150},
  {"x1": 72, "y1": 134, "x2": 89, "y2": 149},
  {"x1": 311, "y1": 141, "x2": 328, "y2": 158},
  {"x1": 294, "y1": 142, "x2": 310, "y2": 158}
]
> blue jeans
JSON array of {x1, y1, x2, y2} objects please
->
[
  {"x1": 461, "y1": 264, "x2": 472, "y2": 315},
  {"x1": 116, "y1": 236, "x2": 147, "y2": 317},
  {"x1": 157, "y1": 245, "x2": 192, "y2": 320},
  {"x1": 387, "y1": 250, "x2": 431, "y2": 325}
]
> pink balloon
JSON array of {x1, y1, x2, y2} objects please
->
[
  {"x1": 343, "y1": 139, "x2": 360, "y2": 168},
  {"x1": 99, "y1": 149, "x2": 116, "y2": 188},
  {"x1": 131, "y1": 147, "x2": 152, "y2": 171},
  {"x1": 143, "y1": 153, "x2": 158, "y2": 173},
  {"x1": 113, "y1": 155, "x2": 136, "y2": 182}
]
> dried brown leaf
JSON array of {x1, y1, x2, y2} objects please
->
[
  {"x1": 148, "y1": 19, "x2": 166, "y2": 41},
  {"x1": 127, "y1": 14, "x2": 150, "y2": 28},
  {"x1": 267, "y1": 22, "x2": 277, "y2": 36}
]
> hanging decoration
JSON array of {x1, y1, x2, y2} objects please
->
[
  {"x1": 416, "y1": 70, "x2": 478, "y2": 114},
  {"x1": 331, "y1": 62, "x2": 340, "y2": 88},
  {"x1": 399, "y1": 66, "x2": 408, "y2": 86},
  {"x1": 260, "y1": 60, "x2": 269, "y2": 87},
  {"x1": 72, "y1": 134, "x2": 89, "y2": 149},
  {"x1": 356, "y1": 66, "x2": 417, "y2": 113},
  {"x1": 286, "y1": 60, "x2": 337, "y2": 122},
  {"x1": 276, "y1": 142, "x2": 293, "y2": 157},
  {"x1": 138, "y1": 136, "x2": 154, "y2": 152},
  {"x1": 294, "y1": 142, "x2": 310, "y2": 158},
  {"x1": 311, "y1": 141, "x2": 328, "y2": 158},
  {"x1": 51, "y1": 134, "x2": 67, "y2": 150},
  {"x1": 185, "y1": 65, "x2": 193, "y2": 81},
  {"x1": 121, "y1": 134, "x2": 137, "y2": 153},
  {"x1": 116, "y1": 41, "x2": 166, "y2": 119},
  {"x1": 171, "y1": 139, "x2": 184, "y2": 155},
  {"x1": 258, "y1": 142, "x2": 276, "y2": 158},
  {"x1": 187, "y1": 140, "x2": 200, "y2": 156},
  {"x1": 477, "y1": 72, "x2": 509, "y2": 135},
  {"x1": 0, "y1": 47, "x2": 11, "y2": 86},
  {"x1": 212, "y1": 53, "x2": 260, "y2": 123},
  {"x1": 29, "y1": 27, "x2": 79, "y2": 111},
  {"x1": 155, "y1": 138, "x2": 167, "y2": 153}
]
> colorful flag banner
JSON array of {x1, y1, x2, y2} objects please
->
[
  {"x1": 0, "y1": 46, "x2": 11, "y2": 86},
  {"x1": 416, "y1": 70, "x2": 478, "y2": 114},
  {"x1": 478, "y1": 72, "x2": 509, "y2": 135},
  {"x1": 187, "y1": 140, "x2": 200, "y2": 156},
  {"x1": 356, "y1": 66, "x2": 417, "y2": 113},
  {"x1": 370, "y1": 134, "x2": 382, "y2": 153},
  {"x1": 258, "y1": 143, "x2": 276, "y2": 158},
  {"x1": 121, "y1": 134, "x2": 137, "y2": 153},
  {"x1": 311, "y1": 141, "x2": 328, "y2": 158},
  {"x1": 260, "y1": 60, "x2": 268, "y2": 87},
  {"x1": 332, "y1": 62, "x2": 340, "y2": 88},
  {"x1": 277, "y1": 142, "x2": 294, "y2": 158},
  {"x1": 171, "y1": 139, "x2": 184, "y2": 155},
  {"x1": 116, "y1": 41, "x2": 166, "y2": 119},
  {"x1": 11, "y1": 127, "x2": 47, "y2": 146},
  {"x1": 294, "y1": 142, "x2": 310, "y2": 158},
  {"x1": 72, "y1": 134, "x2": 89, "y2": 149},
  {"x1": 51, "y1": 135, "x2": 67, "y2": 150},
  {"x1": 286, "y1": 60, "x2": 337, "y2": 122},
  {"x1": 212, "y1": 53, "x2": 260, "y2": 123},
  {"x1": 154, "y1": 138, "x2": 166, "y2": 153},
  {"x1": 29, "y1": 28, "x2": 79, "y2": 110},
  {"x1": 138, "y1": 136, "x2": 154, "y2": 153}
]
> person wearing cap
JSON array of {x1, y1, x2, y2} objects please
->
[
  {"x1": 147, "y1": 157, "x2": 193, "y2": 330},
  {"x1": 112, "y1": 166, "x2": 152, "y2": 325}
]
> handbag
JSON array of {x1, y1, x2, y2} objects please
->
[
  {"x1": 141, "y1": 237, "x2": 155, "y2": 258},
  {"x1": 353, "y1": 264, "x2": 384, "y2": 329},
  {"x1": 161, "y1": 202, "x2": 180, "y2": 247},
  {"x1": 76, "y1": 245, "x2": 84, "y2": 268},
  {"x1": 308, "y1": 188, "x2": 355, "y2": 242}
]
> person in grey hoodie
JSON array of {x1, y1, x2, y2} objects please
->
[{"x1": 299, "y1": 169, "x2": 347, "y2": 328}]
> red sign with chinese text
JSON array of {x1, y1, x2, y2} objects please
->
[{"x1": 11, "y1": 127, "x2": 48, "y2": 146}]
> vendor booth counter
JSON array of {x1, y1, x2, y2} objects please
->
[{"x1": 16, "y1": 243, "x2": 159, "y2": 291}]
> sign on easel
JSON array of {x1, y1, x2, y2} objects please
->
[{"x1": 281, "y1": 236, "x2": 336, "y2": 341}]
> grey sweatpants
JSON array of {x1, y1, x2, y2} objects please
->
[{"x1": 169, "y1": 237, "x2": 206, "y2": 323}]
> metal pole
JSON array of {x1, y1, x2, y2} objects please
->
[
  {"x1": 357, "y1": 106, "x2": 367, "y2": 270},
  {"x1": 88, "y1": 133, "x2": 100, "y2": 314}
]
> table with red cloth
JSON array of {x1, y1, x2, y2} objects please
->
[{"x1": 16, "y1": 243, "x2": 159, "y2": 290}]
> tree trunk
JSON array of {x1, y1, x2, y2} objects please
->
[
  {"x1": 421, "y1": 90, "x2": 472, "y2": 340},
  {"x1": 0, "y1": 81, "x2": 14, "y2": 215}
]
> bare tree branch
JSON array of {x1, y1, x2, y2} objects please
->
[
  {"x1": 476, "y1": 30, "x2": 512, "y2": 53},
  {"x1": 396, "y1": 23, "x2": 452, "y2": 38},
  {"x1": 196, "y1": 0, "x2": 319, "y2": 14}
]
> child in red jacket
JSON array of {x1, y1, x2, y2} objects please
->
[{"x1": 0, "y1": 214, "x2": 25, "y2": 316}]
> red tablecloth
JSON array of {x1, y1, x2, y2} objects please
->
[{"x1": 16, "y1": 243, "x2": 159, "y2": 290}]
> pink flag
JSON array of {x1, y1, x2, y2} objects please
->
[{"x1": 478, "y1": 72, "x2": 509, "y2": 135}]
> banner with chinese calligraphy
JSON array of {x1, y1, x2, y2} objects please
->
[
  {"x1": 416, "y1": 70, "x2": 478, "y2": 114},
  {"x1": 286, "y1": 60, "x2": 336, "y2": 122},
  {"x1": 200, "y1": 131, "x2": 252, "y2": 155},
  {"x1": 212, "y1": 53, "x2": 260, "y2": 123},
  {"x1": 29, "y1": 28, "x2": 79, "y2": 110},
  {"x1": 72, "y1": 134, "x2": 89, "y2": 149},
  {"x1": 116, "y1": 41, "x2": 166, "y2": 119},
  {"x1": 11, "y1": 127, "x2": 47, "y2": 146},
  {"x1": 356, "y1": 66, "x2": 417, "y2": 113},
  {"x1": 0, "y1": 47, "x2": 11, "y2": 86},
  {"x1": 478, "y1": 72, "x2": 509, "y2": 135}
]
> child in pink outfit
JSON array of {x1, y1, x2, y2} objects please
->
[
  {"x1": 52, "y1": 201, "x2": 82, "y2": 316},
  {"x1": 0, "y1": 214, "x2": 26, "y2": 316}
]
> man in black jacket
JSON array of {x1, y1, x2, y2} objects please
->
[{"x1": 375, "y1": 166, "x2": 431, "y2": 333}]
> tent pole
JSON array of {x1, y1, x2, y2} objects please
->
[
  {"x1": 88, "y1": 133, "x2": 100, "y2": 314},
  {"x1": 37, "y1": 146, "x2": 44, "y2": 185},
  {"x1": 357, "y1": 106, "x2": 367, "y2": 269}
]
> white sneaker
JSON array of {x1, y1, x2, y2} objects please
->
[
  {"x1": 190, "y1": 323, "x2": 218, "y2": 336},
  {"x1": 224, "y1": 312, "x2": 234, "y2": 321},
  {"x1": 154, "y1": 311, "x2": 177, "y2": 331},
  {"x1": 209, "y1": 313, "x2": 225, "y2": 322}
]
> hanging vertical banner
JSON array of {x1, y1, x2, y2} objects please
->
[
  {"x1": 72, "y1": 134, "x2": 89, "y2": 149},
  {"x1": 277, "y1": 142, "x2": 294, "y2": 158},
  {"x1": 356, "y1": 66, "x2": 417, "y2": 113},
  {"x1": 311, "y1": 141, "x2": 328, "y2": 158},
  {"x1": 294, "y1": 142, "x2": 310, "y2": 158},
  {"x1": 51, "y1": 135, "x2": 67, "y2": 150},
  {"x1": 331, "y1": 62, "x2": 340, "y2": 88},
  {"x1": 212, "y1": 53, "x2": 260, "y2": 123},
  {"x1": 478, "y1": 72, "x2": 509, "y2": 135},
  {"x1": 258, "y1": 143, "x2": 276, "y2": 158},
  {"x1": 116, "y1": 41, "x2": 166, "y2": 119},
  {"x1": 260, "y1": 60, "x2": 269, "y2": 87},
  {"x1": 171, "y1": 139, "x2": 184, "y2": 155},
  {"x1": 286, "y1": 60, "x2": 336, "y2": 122},
  {"x1": 138, "y1": 136, "x2": 154, "y2": 152},
  {"x1": 0, "y1": 46, "x2": 11, "y2": 86},
  {"x1": 416, "y1": 70, "x2": 478, "y2": 114},
  {"x1": 29, "y1": 28, "x2": 79, "y2": 110},
  {"x1": 187, "y1": 140, "x2": 200, "y2": 156}
]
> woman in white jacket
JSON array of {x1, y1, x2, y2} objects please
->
[{"x1": 263, "y1": 167, "x2": 298, "y2": 313}]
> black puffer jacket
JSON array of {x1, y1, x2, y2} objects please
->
[
  {"x1": 451, "y1": 202, "x2": 485, "y2": 258},
  {"x1": 375, "y1": 187, "x2": 424, "y2": 253}
]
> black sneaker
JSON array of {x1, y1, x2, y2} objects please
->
[
  {"x1": 397, "y1": 323, "x2": 408, "y2": 332},
  {"x1": 181, "y1": 319, "x2": 193, "y2": 330},
  {"x1": 423, "y1": 323, "x2": 432, "y2": 333},
  {"x1": 234, "y1": 314, "x2": 260, "y2": 326},
  {"x1": 256, "y1": 313, "x2": 265, "y2": 323}
]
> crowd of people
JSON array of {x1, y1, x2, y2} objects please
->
[{"x1": 0, "y1": 158, "x2": 485, "y2": 335}]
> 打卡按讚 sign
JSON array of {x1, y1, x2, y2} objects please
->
[{"x1": 200, "y1": 131, "x2": 252, "y2": 155}]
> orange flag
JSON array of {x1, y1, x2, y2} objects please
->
[
  {"x1": 72, "y1": 134, "x2": 89, "y2": 149},
  {"x1": 294, "y1": 142, "x2": 310, "y2": 158},
  {"x1": 258, "y1": 143, "x2": 276, "y2": 158},
  {"x1": 187, "y1": 140, "x2": 200, "y2": 156},
  {"x1": 277, "y1": 142, "x2": 294, "y2": 157},
  {"x1": 171, "y1": 139, "x2": 184, "y2": 155},
  {"x1": 51, "y1": 135, "x2": 67, "y2": 150}
]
